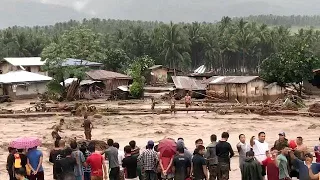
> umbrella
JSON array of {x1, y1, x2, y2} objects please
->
[
  {"x1": 158, "y1": 138, "x2": 177, "y2": 157},
  {"x1": 9, "y1": 137, "x2": 41, "y2": 149}
]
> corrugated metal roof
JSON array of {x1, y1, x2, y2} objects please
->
[
  {"x1": 209, "y1": 76, "x2": 260, "y2": 84},
  {"x1": 86, "y1": 70, "x2": 131, "y2": 80},
  {"x1": 148, "y1": 65, "x2": 163, "y2": 70},
  {"x1": 0, "y1": 70, "x2": 52, "y2": 84},
  {"x1": 172, "y1": 76, "x2": 206, "y2": 90},
  {"x1": 61, "y1": 58, "x2": 102, "y2": 67},
  {"x1": 4, "y1": 57, "x2": 45, "y2": 66},
  {"x1": 61, "y1": 78, "x2": 100, "y2": 86}
]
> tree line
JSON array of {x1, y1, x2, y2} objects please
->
[
  {"x1": 1, "y1": 16, "x2": 320, "y2": 76},
  {"x1": 235, "y1": 15, "x2": 320, "y2": 27}
]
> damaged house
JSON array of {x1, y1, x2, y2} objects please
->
[
  {"x1": 171, "y1": 76, "x2": 207, "y2": 99},
  {"x1": 148, "y1": 65, "x2": 183, "y2": 85},
  {"x1": 85, "y1": 70, "x2": 132, "y2": 95},
  {"x1": 0, "y1": 57, "x2": 47, "y2": 75},
  {"x1": 0, "y1": 71, "x2": 52, "y2": 99},
  {"x1": 207, "y1": 76, "x2": 284, "y2": 103}
]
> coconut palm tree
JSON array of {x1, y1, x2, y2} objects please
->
[
  {"x1": 187, "y1": 22, "x2": 205, "y2": 69},
  {"x1": 234, "y1": 19, "x2": 260, "y2": 73},
  {"x1": 162, "y1": 21, "x2": 191, "y2": 70}
]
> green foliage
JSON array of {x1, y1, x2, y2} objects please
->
[
  {"x1": 41, "y1": 27, "x2": 104, "y2": 97},
  {"x1": 129, "y1": 62, "x2": 144, "y2": 98},
  {"x1": 130, "y1": 81, "x2": 144, "y2": 98},
  {"x1": 99, "y1": 49, "x2": 131, "y2": 72},
  {"x1": 260, "y1": 37, "x2": 320, "y2": 95},
  {"x1": 128, "y1": 55, "x2": 155, "y2": 98},
  {"x1": 1, "y1": 17, "x2": 320, "y2": 76}
]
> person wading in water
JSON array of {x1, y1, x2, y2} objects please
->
[{"x1": 82, "y1": 115, "x2": 93, "y2": 140}]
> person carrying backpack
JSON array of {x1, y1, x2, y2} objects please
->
[{"x1": 14, "y1": 149, "x2": 28, "y2": 177}]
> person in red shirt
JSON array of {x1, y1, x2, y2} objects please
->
[
  {"x1": 160, "y1": 154, "x2": 174, "y2": 179},
  {"x1": 262, "y1": 148, "x2": 279, "y2": 180},
  {"x1": 86, "y1": 142, "x2": 107, "y2": 180}
]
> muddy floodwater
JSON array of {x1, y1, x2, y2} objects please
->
[{"x1": 0, "y1": 99, "x2": 319, "y2": 179}]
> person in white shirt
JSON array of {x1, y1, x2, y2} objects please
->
[
  {"x1": 250, "y1": 132, "x2": 269, "y2": 180},
  {"x1": 114, "y1": 142, "x2": 125, "y2": 180}
]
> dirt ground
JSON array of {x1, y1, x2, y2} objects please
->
[{"x1": 0, "y1": 99, "x2": 320, "y2": 180}]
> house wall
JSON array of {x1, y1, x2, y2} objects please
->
[
  {"x1": 4, "y1": 82, "x2": 48, "y2": 99},
  {"x1": 207, "y1": 84, "x2": 228, "y2": 99},
  {"x1": 151, "y1": 68, "x2": 168, "y2": 84},
  {"x1": 15, "y1": 82, "x2": 48, "y2": 99},
  {"x1": 0, "y1": 62, "x2": 47, "y2": 75},
  {"x1": 0, "y1": 62, "x2": 14, "y2": 74},
  {"x1": 103, "y1": 79, "x2": 130, "y2": 94},
  {"x1": 206, "y1": 79, "x2": 266, "y2": 103},
  {"x1": 263, "y1": 85, "x2": 285, "y2": 102},
  {"x1": 244, "y1": 79, "x2": 266, "y2": 103}
]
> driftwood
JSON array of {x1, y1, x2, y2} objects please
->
[
  {"x1": 66, "y1": 81, "x2": 80, "y2": 101},
  {"x1": 0, "y1": 112, "x2": 70, "y2": 118}
]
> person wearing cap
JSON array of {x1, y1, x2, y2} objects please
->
[
  {"x1": 289, "y1": 150, "x2": 320, "y2": 180},
  {"x1": 138, "y1": 140, "x2": 158, "y2": 180},
  {"x1": 273, "y1": 132, "x2": 288, "y2": 151},
  {"x1": 177, "y1": 139, "x2": 192, "y2": 163}
]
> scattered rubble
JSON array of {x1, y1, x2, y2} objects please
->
[{"x1": 309, "y1": 103, "x2": 320, "y2": 113}]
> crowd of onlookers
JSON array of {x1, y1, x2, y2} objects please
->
[{"x1": 6, "y1": 131, "x2": 320, "y2": 180}]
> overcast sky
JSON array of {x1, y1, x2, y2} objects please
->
[{"x1": 0, "y1": 0, "x2": 319, "y2": 28}]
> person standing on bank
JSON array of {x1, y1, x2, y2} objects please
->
[
  {"x1": 173, "y1": 146, "x2": 191, "y2": 180},
  {"x1": 191, "y1": 145, "x2": 208, "y2": 180},
  {"x1": 27, "y1": 146, "x2": 44, "y2": 180},
  {"x1": 240, "y1": 150, "x2": 263, "y2": 180},
  {"x1": 70, "y1": 141, "x2": 87, "y2": 180},
  {"x1": 250, "y1": 132, "x2": 269, "y2": 180},
  {"x1": 205, "y1": 134, "x2": 218, "y2": 180},
  {"x1": 237, "y1": 134, "x2": 251, "y2": 168},
  {"x1": 216, "y1": 132, "x2": 234, "y2": 180},
  {"x1": 138, "y1": 140, "x2": 159, "y2": 180},
  {"x1": 104, "y1": 139, "x2": 120, "y2": 180},
  {"x1": 277, "y1": 147, "x2": 291, "y2": 180},
  {"x1": 122, "y1": 145, "x2": 139, "y2": 180}
]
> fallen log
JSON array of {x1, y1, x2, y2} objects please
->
[
  {"x1": 101, "y1": 111, "x2": 167, "y2": 116},
  {"x1": 0, "y1": 112, "x2": 71, "y2": 118},
  {"x1": 259, "y1": 110, "x2": 299, "y2": 116},
  {"x1": 161, "y1": 107, "x2": 219, "y2": 112},
  {"x1": 118, "y1": 101, "x2": 142, "y2": 105}
]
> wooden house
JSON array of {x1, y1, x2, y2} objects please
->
[
  {"x1": 86, "y1": 70, "x2": 132, "y2": 95},
  {"x1": 0, "y1": 57, "x2": 47, "y2": 75},
  {"x1": 207, "y1": 76, "x2": 284, "y2": 103},
  {"x1": 148, "y1": 65, "x2": 183, "y2": 85}
]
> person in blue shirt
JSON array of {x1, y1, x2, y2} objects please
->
[
  {"x1": 27, "y1": 146, "x2": 44, "y2": 180},
  {"x1": 289, "y1": 150, "x2": 320, "y2": 180}
]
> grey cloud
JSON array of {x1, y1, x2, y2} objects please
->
[{"x1": 0, "y1": 0, "x2": 319, "y2": 28}]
